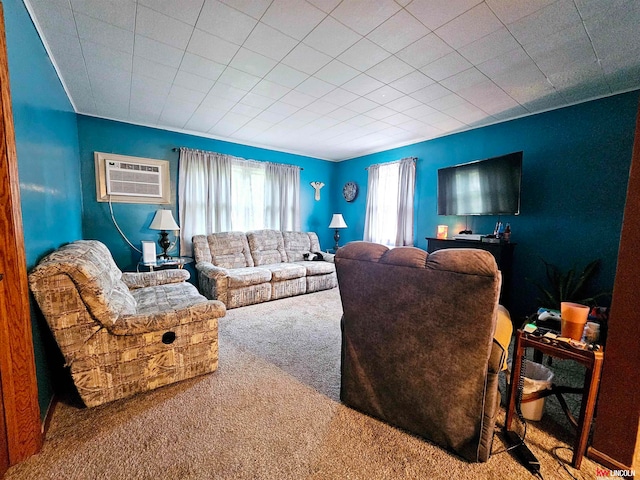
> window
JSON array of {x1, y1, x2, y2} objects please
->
[
  {"x1": 178, "y1": 148, "x2": 300, "y2": 255},
  {"x1": 230, "y1": 161, "x2": 266, "y2": 232},
  {"x1": 367, "y1": 162, "x2": 400, "y2": 246},
  {"x1": 363, "y1": 157, "x2": 416, "y2": 247}
]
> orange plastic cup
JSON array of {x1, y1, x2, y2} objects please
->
[{"x1": 560, "y1": 302, "x2": 590, "y2": 340}]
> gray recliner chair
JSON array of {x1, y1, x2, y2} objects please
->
[{"x1": 335, "y1": 241, "x2": 512, "y2": 462}]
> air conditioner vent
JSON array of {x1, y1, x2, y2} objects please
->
[
  {"x1": 95, "y1": 152, "x2": 171, "y2": 204},
  {"x1": 106, "y1": 161, "x2": 162, "y2": 197}
]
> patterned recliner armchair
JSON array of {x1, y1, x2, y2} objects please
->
[{"x1": 28, "y1": 240, "x2": 226, "y2": 407}]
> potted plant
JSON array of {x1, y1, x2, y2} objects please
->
[{"x1": 532, "y1": 258, "x2": 610, "y2": 310}]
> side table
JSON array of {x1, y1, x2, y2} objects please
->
[
  {"x1": 137, "y1": 256, "x2": 194, "y2": 272},
  {"x1": 505, "y1": 329, "x2": 604, "y2": 469}
]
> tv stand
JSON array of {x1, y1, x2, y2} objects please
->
[{"x1": 426, "y1": 237, "x2": 515, "y2": 308}]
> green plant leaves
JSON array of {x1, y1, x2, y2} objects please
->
[{"x1": 531, "y1": 258, "x2": 610, "y2": 309}]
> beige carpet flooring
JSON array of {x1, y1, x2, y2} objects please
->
[{"x1": 6, "y1": 288, "x2": 603, "y2": 479}]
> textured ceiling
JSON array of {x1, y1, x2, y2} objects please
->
[{"x1": 25, "y1": 0, "x2": 640, "y2": 161}]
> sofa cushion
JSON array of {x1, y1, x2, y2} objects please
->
[
  {"x1": 297, "y1": 260, "x2": 335, "y2": 276},
  {"x1": 261, "y1": 263, "x2": 306, "y2": 281},
  {"x1": 282, "y1": 231, "x2": 321, "y2": 262},
  {"x1": 247, "y1": 229, "x2": 287, "y2": 266},
  {"x1": 120, "y1": 282, "x2": 225, "y2": 334},
  {"x1": 205, "y1": 232, "x2": 254, "y2": 268},
  {"x1": 132, "y1": 282, "x2": 208, "y2": 315},
  {"x1": 226, "y1": 267, "x2": 272, "y2": 288}
]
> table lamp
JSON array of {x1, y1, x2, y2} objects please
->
[
  {"x1": 328, "y1": 213, "x2": 347, "y2": 251},
  {"x1": 149, "y1": 209, "x2": 180, "y2": 259}
]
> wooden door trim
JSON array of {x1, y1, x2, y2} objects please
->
[
  {"x1": 0, "y1": 369, "x2": 7, "y2": 475},
  {"x1": 590, "y1": 95, "x2": 640, "y2": 471},
  {"x1": 0, "y1": 1, "x2": 42, "y2": 468}
]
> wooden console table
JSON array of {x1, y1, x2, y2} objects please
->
[
  {"x1": 426, "y1": 237, "x2": 515, "y2": 308},
  {"x1": 505, "y1": 329, "x2": 604, "y2": 469}
]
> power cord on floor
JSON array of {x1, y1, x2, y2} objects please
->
[
  {"x1": 491, "y1": 422, "x2": 529, "y2": 456},
  {"x1": 492, "y1": 349, "x2": 543, "y2": 477},
  {"x1": 493, "y1": 372, "x2": 588, "y2": 480},
  {"x1": 492, "y1": 367, "x2": 529, "y2": 456},
  {"x1": 552, "y1": 447, "x2": 587, "y2": 480}
]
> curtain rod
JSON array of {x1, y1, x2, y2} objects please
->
[
  {"x1": 364, "y1": 156, "x2": 417, "y2": 170},
  {"x1": 172, "y1": 147, "x2": 303, "y2": 170}
]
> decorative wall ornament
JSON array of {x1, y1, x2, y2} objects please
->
[
  {"x1": 310, "y1": 181, "x2": 324, "y2": 201},
  {"x1": 342, "y1": 181, "x2": 358, "y2": 202}
]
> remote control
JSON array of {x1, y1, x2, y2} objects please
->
[{"x1": 505, "y1": 430, "x2": 540, "y2": 474}]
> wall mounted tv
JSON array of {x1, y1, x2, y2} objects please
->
[{"x1": 437, "y1": 151, "x2": 522, "y2": 216}]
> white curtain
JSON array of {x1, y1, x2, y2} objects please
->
[
  {"x1": 363, "y1": 157, "x2": 416, "y2": 247},
  {"x1": 179, "y1": 149, "x2": 232, "y2": 256},
  {"x1": 396, "y1": 158, "x2": 416, "y2": 246},
  {"x1": 178, "y1": 148, "x2": 300, "y2": 256},
  {"x1": 363, "y1": 163, "x2": 382, "y2": 244},
  {"x1": 265, "y1": 162, "x2": 300, "y2": 231},
  {"x1": 230, "y1": 160, "x2": 265, "y2": 232}
]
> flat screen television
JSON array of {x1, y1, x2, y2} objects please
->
[{"x1": 437, "y1": 151, "x2": 522, "y2": 216}]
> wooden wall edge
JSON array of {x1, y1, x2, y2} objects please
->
[{"x1": 587, "y1": 447, "x2": 635, "y2": 478}]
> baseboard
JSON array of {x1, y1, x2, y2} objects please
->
[
  {"x1": 41, "y1": 393, "x2": 59, "y2": 435},
  {"x1": 587, "y1": 447, "x2": 635, "y2": 478}
]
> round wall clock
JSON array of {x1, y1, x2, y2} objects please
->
[{"x1": 342, "y1": 182, "x2": 358, "y2": 202}]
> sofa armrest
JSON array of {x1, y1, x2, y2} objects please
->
[
  {"x1": 196, "y1": 261, "x2": 229, "y2": 278},
  {"x1": 121, "y1": 269, "x2": 190, "y2": 289},
  {"x1": 108, "y1": 299, "x2": 226, "y2": 335},
  {"x1": 195, "y1": 262, "x2": 230, "y2": 303}
]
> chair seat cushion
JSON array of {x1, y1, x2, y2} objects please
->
[
  {"x1": 297, "y1": 260, "x2": 335, "y2": 275},
  {"x1": 132, "y1": 282, "x2": 209, "y2": 315},
  {"x1": 261, "y1": 263, "x2": 306, "y2": 281},
  {"x1": 227, "y1": 267, "x2": 272, "y2": 288}
]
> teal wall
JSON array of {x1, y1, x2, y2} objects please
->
[
  {"x1": 335, "y1": 91, "x2": 639, "y2": 318},
  {"x1": 77, "y1": 116, "x2": 336, "y2": 271},
  {"x1": 4, "y1": 0, "x2": 83, "y2": 418}
]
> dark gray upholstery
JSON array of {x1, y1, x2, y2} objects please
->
[{"x1": 335, "y1": 241, "x2": 504, "y2": 462}]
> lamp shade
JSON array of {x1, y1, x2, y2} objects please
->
[
  {"x1": 149, "y1": 209, "x2": 180, "y2": 231},
  {"x1": 328, "y1": 214, "x2": 347, "y2": 229}
]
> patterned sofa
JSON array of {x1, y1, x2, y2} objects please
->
[
  {"x1": 28, "y1": 240, "x2": 226, "y2": 408},
  {"x1": 192, "y1": 230, "x2": 337, "y2": 308}
]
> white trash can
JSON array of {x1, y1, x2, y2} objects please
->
[{"x1": 508, "y1": 359, "x2": 554, "y2": 421}]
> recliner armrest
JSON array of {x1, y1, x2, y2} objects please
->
[
  {"x1": 121, "y1": 269, "x2": 190, "y2": 289},
  {"x1": 489, "y1": 305, "x2": 513, "y2": 373}
]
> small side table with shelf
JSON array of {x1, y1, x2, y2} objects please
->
[
  {"x1": 137, "y1": 256, "x2": 194, "y2": 272},
  {"x1": 505, "y1": 328, "x2": 604, "y2": 469}
]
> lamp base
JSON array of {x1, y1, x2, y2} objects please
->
[
  {"x1": 158, "y1": 230, "x2": 171, "y2": 259},
  {"x1": 333, "y1": 229, "x2": 340, "y2": 251}
]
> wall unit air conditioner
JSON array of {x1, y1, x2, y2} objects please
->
[{"x1": 95, "y1": 152, "x2": 171, "y2": 204}]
